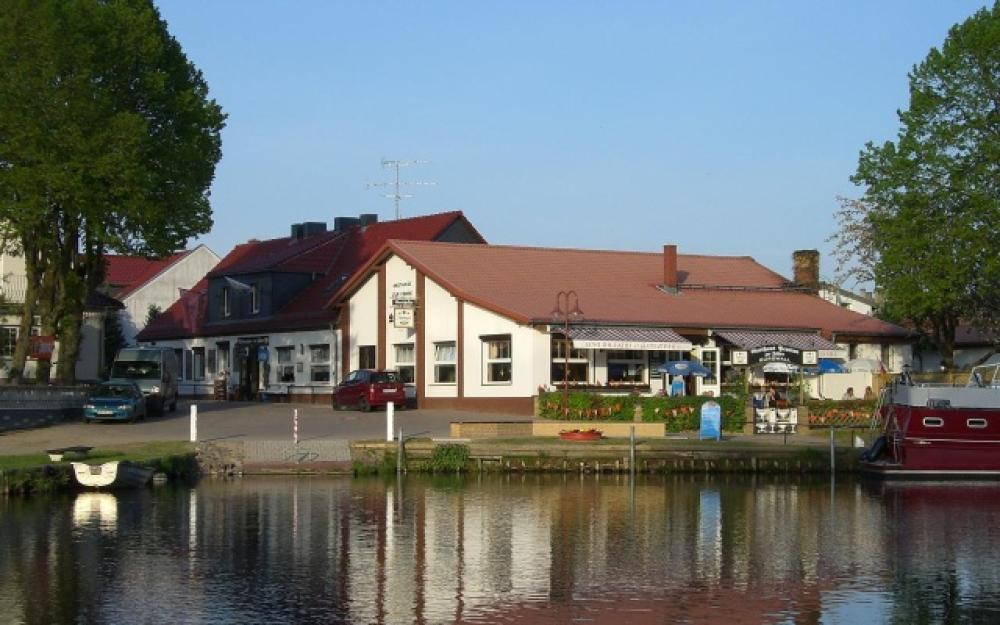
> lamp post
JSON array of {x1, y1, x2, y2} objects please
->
[{"x1": 551, "y1": 290, "x2": 583, "y2": 417}]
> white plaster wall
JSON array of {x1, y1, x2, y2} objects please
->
[
  {"x1": 385, "y1": 256, "x2": 418, "y2": 373},
  {"x1": 349, "y1": 274, "x2": 379, "y2": 372},
  {"x1": 120, "y1": 245, "x2": 220, "y2": 345},
  {"x1": 806, "y1": 372, "x2": 875, "y2": 400},
  {"x1": 423, "y1": 277, "x2": 457, "y2": 398},
  {"x1": 530, "y1": 328, "x2": 553, "y2": 393},
  {"x1": 461, "y1": 302, "x2": 537, "y2": 398}
]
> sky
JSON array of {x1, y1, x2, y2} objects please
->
[{"x1": 156, "y1": 0, "x2": 991, "y2": 285}]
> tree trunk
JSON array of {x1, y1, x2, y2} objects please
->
[
  {"x1": 8, "y1": 244, "x2": 40, "y2": 383},
  {"x1": 932, "y1": 315, "x2": 959, "y2": 371},
  {"x1": 33, "y1": 262, "x2": 60, "y2": 383}
]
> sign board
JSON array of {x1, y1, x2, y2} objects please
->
[
  {"x1": 29, "y1": 335, "x2": 55, "y2": 361},
  {"x1": 801, "y1": 350, "x2": 818, "y2": 365},
  {"x1": 391, "y1": 280, "x2": 416, "y2": 308},
  {"x1": 393, "y1": 307, "x2": 414, "y2": 328},
  {"x1": 749, "y1": 344, "x2": 802, "y2": 365},
  {"x1": 570, "y1": 339, "x2": 690, "y2": 351},
  {"x1": 257, "y1": 345, "x2": 269, "y2": 362},
  {"x1": 699, "y1": 401, "x2": 722, "y2": 441},
  {"x1": 731, "y1": 350, "x2": 748, "y2": 365}
]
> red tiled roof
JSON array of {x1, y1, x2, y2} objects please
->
[
  {"x1": 104, "y1": 251, "x2": 191, "y2": 298},
  {"x1": 136, "y1": 212, "x2": 483, "y2": 341},
  {"x1": 339, "y1": 241, "x2": 909, "y2": 339}
]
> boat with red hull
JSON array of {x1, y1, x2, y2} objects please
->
[{"x1": 863, "y1": 362, "x2": 1000, "y2": 477}]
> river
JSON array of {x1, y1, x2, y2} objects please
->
[{"x1": 2, "y1": 475, "x2": 999, "y2": 624}]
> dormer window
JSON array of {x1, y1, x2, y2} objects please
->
[
  {"x1": 222, "y1": 287, "x2": 231, "y2": 317},
  {"x1": 251, "y1": 284, "x2": 259, "y2": 314}
]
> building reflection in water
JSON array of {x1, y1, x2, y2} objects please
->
[{"x1": 3, "y1": 476, "x2": 1000, "y2": 624}]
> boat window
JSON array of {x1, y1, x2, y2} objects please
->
[
  {"x1": 967, "y1": 418, "x2": 988, "y2": 429},
  {"x1": 926, "y1": 399, "x2": 951, "y2": 408},
  {"x1": 922, "y1": 417, "x2": 944, "y2": 427}
]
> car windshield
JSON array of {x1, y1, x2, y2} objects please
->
[
  {"x1": 111, "y1": 361, "x2": 160, "y2": 379},
  {"x1": 94, "y1": 384, "x2": 135, "y2": 398},
  {"x1": 371, "y1": 371, "x2": 399, "y2": 383}
]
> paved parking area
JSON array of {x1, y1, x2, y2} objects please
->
[{"x1": 0, "y1": 400, "x2": 530, "y2": 454}]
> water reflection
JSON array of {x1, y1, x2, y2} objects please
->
[{"x1": 1, "y1": 476, "x2": 1000, "y2": 624}]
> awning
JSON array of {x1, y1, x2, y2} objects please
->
[
  {"x1": 715, "y1": 330, "x2": 846, "y2": 359},
  {"x1": 565, "y1": 326, "x2": 691, "y2": 351}
]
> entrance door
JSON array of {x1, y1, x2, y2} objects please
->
[{"x1": 236, "y1": 345, "x2": 260, "y2": 400}]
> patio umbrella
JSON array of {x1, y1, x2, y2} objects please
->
[
  {"x1": 817, "y1": 359, "x2": 845, "y2": 374},
  {"x1": 844, "y1": 358, "x2": 885, "y2": 373},
  {"x1": 657, "y1": 360, "x2": 711, "y2": 377}
]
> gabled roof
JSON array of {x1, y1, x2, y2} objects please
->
[
  {"x1": 105, "y1": 250, "x2": 192, "y2": 298},
  {"x1": 136, "y1": 211, "x2": 484, "y2": 341},
  {"x1": 334, "y1": 241, "x2": 910, "y2": 339}
]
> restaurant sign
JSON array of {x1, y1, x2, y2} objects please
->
[
  {"x1": 570, "y1": 339, "x2": 691, "y2": 351},
  {"x1": 749, "y1": 345, "x2": 819, "y2": 366},
  {"x1": 393, "y1": 307, "x2": 414, "y2": 328}
]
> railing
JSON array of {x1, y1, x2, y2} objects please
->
[{"x1": 0, "y1": 274, "x2": 28, "y2": 304}]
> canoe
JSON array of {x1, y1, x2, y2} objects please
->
[{"x1": 71, "y1": 461, "x2": 154, "y2": 489}]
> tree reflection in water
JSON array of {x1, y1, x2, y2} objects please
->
[{"x1": 1, "y1": 476, "x2": 1000, "y2": 624}]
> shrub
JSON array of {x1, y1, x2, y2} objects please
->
[
  {"x1": 539, "y1": 390, "x2": 745, "y2": 431},
  {"x1": 430, "y1": 444, "x2": 470, "y2": 472}
]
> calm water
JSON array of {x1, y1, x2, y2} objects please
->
[{"x1": 2, "y1": 474, "x2": 1000, "y2": 625}]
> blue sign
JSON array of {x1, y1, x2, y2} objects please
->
[
  {"x1": 699, "y1": 401, "x2": 722, "y2": 441},
  {"x1": 257, "y1": 345, "x2": 269, "y2": 362}
]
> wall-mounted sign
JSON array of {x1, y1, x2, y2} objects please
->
[
  {"x1": 29, "y1": 335, "x2": 55, "y2": 361},
  {"x1": 749, "y1": 344, "x2": 802, "y2": 365},
  {"x1": 257, "y1": 345, "x2": 269, "y2": 362},
  {"x1": 802, "y1": 350, "x2": 818, "y2": 365},
  {"x1": 393, "y1": 308, "x2": 414, "y2": 328},
  {"x1": 570, "y1": 339, "x2": 691, "y2": 351},
  {"x1": 391, "y1": 280, "x2": 416, "y2": 308},
  {"x1": 731, "y1": 350, "x2": 748, "y2": 365}
]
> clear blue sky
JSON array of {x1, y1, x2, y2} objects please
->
[{"x1": 157, "y1": 1, "x2": 990, "y2": 285}]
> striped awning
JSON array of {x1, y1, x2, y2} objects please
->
[
  {"x1": 565, "y1": 326, "x2": 691, "y2": 351},
  {"x1": 715, "y1": 330, "x2": 846, "y2": 358}
]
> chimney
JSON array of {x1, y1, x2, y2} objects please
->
[
  {"x1": 663, "y1": 244, "x2": 678, "y2": 291},
  {"x1": 333, "y1": 216, "x2": 360, "y2": 232},
  {"x1": 290, "y1": 223, "x2": 305, "y2": 239},
  {"x1": 301, "y1": 221, "x2": 327, "y2": 237},
  {"x1": 792, "y1": 249, "x2": 820, "y2": 293},
  {"x1": 358, "y1": 213, "x2": 378, "y2": 227}
]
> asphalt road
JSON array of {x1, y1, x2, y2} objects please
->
[{"x1": 0, "y1": 400, "x2": 530, "y2": 454}]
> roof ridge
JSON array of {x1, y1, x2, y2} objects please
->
[
  {"x1": 392, "y1": 240, "x2": 764, "y2": 261},
  {"x1": 368, "y1": 210, "x2": 461, "y2": 227}
]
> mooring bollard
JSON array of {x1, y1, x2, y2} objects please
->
[
  {"x1": 293, "y1": 408, "x2": 299, "y2": 446},
  {"x1": 386, "y1": 401, "x2": 395, "y2": 442},
  {"x1": 190, "y1": 404, "x2": 198, "y2": 442}
]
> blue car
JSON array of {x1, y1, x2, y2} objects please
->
[{"x1": 83, "y1": 382, "x2": 148, "y2": 423}]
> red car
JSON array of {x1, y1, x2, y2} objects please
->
[{"x1": 332, "y1": 369, "x2": 406, "y2": 412}]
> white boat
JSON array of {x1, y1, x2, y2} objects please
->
[{"x1": 71, "y1": 461, "x2": 154, "y2": 489}]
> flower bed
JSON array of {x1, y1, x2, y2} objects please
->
[
  {"x1": 537, "y1": 391, "x2": 745, "y2": 432},
  {"x1": 805, "y1": 399, "x2": 878, "y2": 427}
]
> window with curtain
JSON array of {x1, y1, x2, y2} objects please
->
[
  {"x1": 434, "y1": 341, "x2": 456, "y2": 384},
  {"x1": 394, "y1": 343, "x2": 415, "y2": 383},
  {"x1": 483, "y1": 336, "x2": 512, "y2": 384}
]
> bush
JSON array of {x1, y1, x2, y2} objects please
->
[
  {"x1": 806, "y1": 399, "x2": 878, "y2": 427},
  {"x1": 538, "y1": 390, "x2": 745, "y2": 431},
  {"x1": 429, "y1": 444, "x2": 470, "y2": 472},
  {"x1": 537, "y1": 391, "x2": 635, "y2": 421}
]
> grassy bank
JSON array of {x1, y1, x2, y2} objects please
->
[{"x1": 0, "y1": 441, "x2": 197, "y2": 496}]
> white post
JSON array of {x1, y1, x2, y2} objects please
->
[
  {"x1": 293, "y1": 408, "x2": 299, "y2": 446},
  {"x1": 386, "y1": 401, "x2": 395, "y2": 441},
  {"x1": 189, "y1": 404, "x2": 198, "y2": 442}
]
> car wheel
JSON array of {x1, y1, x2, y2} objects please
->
[
  {"x1": 169, "y1": 398, "x2": 177, "y2": 412},
  {"x1": 359, "y1": 397, "x2": 371, "y2": 413}
]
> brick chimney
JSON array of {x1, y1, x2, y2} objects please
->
[
  {"x1": 663, "y1": 244, "x2": 678, "y2": 291},
  {"x1": 792, "y1": 249, "x2": 820, "y2": 293}
]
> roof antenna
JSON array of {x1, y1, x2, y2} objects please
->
[{"x1": 366, "y1": 159, "x2": 436, "y2": 220}]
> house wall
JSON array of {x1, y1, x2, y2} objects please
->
[
  {"x1": 349, "y1": 275, "x2": 379, "y2": 371},
  {"x1": 422, "y1": 278, "x2": 458, "y2": 399},
  {"x1": 461, "y1": 301, "x2": 539, "y2": 399},
  {"x1": 121, "y1": 245, "x2": 220, "y2": 345},
  {"x1": 2, "y1": 310, "x2": 110, "y2": 382}
]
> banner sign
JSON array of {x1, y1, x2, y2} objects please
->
[
  {"x1": 731, "y1": 350, "x2": 748, "y2": 365},
  {"x1": 750, "y1": 345, "x2": 801, "y2": 365},
  {"x1": 699, "y1": 401, "x2": 722, "y2": 441},
  {"x1": 29, "y1": 335, "x2": 55, "y2": 361},
  {"x1": 570, "y1": 339, "x2": 691, "y2": 351}
]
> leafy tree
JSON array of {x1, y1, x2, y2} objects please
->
[
  {"x1": 145, "y1": 303, "x2": 162, "y2": 326},
  {"x1": 0, "y1": 0, "x2": 225, "y2": 383},
  {"x1": 846, "y1": 2, "x2": 1000, "y2": 369}
]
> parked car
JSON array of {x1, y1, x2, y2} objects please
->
[
  {"x1": 109, "y1": 347, "x2": 179, "y2": 416},
  {"x1": 83, "y1": 382, "x2": 147, "y2": 423},
  {"x1": 333, "y1": 369, "x2": 406, "y2": 412}
]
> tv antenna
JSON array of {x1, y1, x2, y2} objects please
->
[{"x1": 366, "y1": 159, "x2": 436, "y2": 220}]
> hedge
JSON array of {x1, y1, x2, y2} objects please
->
[
  {"x1": 805, "y1": 399, "x2": 878, "y2": 427},
  {"x1": 538, "y1": 391, "x2": 745, "y2": 432}
]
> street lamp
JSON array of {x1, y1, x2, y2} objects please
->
[{"x1": 551, "y1": 290, "x2": 584, "y2": 417}]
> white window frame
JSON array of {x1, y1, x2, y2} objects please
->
[
  {"x1": 483, "y1": 336, "x2": 512, "y2": 385},
  {"x1": 1, "y1": 326, "x2": 16, "y2": 360},
  {"x1": 250, "y1": 284, "x2": 259, "y2": 314},
  {"x1": 309, "y1": 344, "x2": 330, "y2": 383},
  {"x1": 222, "y1": 287, "x2": 231, "y2": 317},
  {"x1": 550, "y1": 338, "x2": 589, "y2": 386},
  {"x1": 394, "y1": 343, "x2": 415, "y2": 384},
  {"x1": 275, "y1": 346, "x2": 295, "y2": 383},
  {"x1": 433, "y1": 341, "x2": 457, "y2": 385}
]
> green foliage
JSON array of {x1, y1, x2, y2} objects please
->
[
  {"x1": 538, "y1": 391, "x2": 744, "y2": 431},
  {"x1": 806, "y1": 399, "x2": 878, "y2": 427},
  {"x1": 429, "y1": 444, "x2": 470, "y2": 472},
  {"x1": 103, "y1": 311, "x2": 126, "y2": 374},
  {"x1": 537, "y1": 391, "x2": 636, "y2": 421},
  {"x1": 0, "y1": 0, "x2": 226, "y2": 383},
  {"x1": 145, "y1": 304, "x2": 162, "y2": 326},
  {"x1": 847, "y1": 4, "x2": 1000, "y2": 366}
]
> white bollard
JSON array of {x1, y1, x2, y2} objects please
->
[
  {"x1": 386, "y1": 401, "x2": 395, "y2": 441},
  {"x1": 190, "y1": 404, "x2": 198, "y2": 442},
  {"x1": 294, "y1": 408, "x2": 299, "y2": 446}
]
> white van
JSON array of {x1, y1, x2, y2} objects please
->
[{"x1": 109, "y1": 347, "x2": 180, "y2": 415}]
